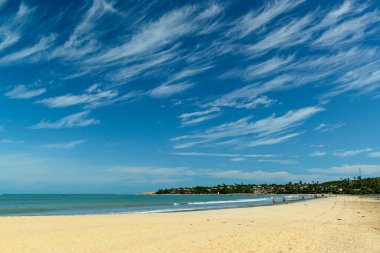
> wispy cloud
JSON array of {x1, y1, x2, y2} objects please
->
[
  {"x1": 40, "y1": 140, "x2": 86, "y2": 149},
  {"x1": 368, "y1": 151, "x2": 380, "y2": 158},
  {"x1": 108, "y1": 165, "x2": 337, "y2": 184},
  {"x1": 165, "y1": 65, "x2": 214, "y2": 84},
  {"x1": 0, "y1": 153, "x2": 46, "y2": 167},
  {"x1": 334, "y1": 148, "x2": 373, "y2": 157},
  {"x1": 229, "y1": 157, "x2": 246, "y2": 162},
  {"x1": 246, "y1": 132, "x2": 303, "y2": 148},
  {"x1": 171, "y1": 151, "x2": 276, "y2": 159},
  {"x1": 149, "y1": 82, "x2": 194, "y2": 98},
  {"x1": 206, "y1": 75, "x2": 296, "y2": 109},
  {"x1": 77, "y1": 3, "x2": 223, "y2": 82},
  {"x1": 203, "y1": 169, "x2": 334, "y2": 182},
  {"x1": 314, "y1": 10, "x2": 380, "y2": 48},
  {"x1": 228, "y1": 0, "x2": 304, "y2": 39},
  {"x1": 0, "y1": 139, "x2": 24, "y2": 144},
  {"x1": 247, "y1": 13, "x2": 315, "y2": 53},
  {"x1": 36, "y1": 85, "x2": 118, "y2": 108},
  {"x1": 86, "y1": 5, "x2": 197, "y2": 64},
  {"x1": 172, "y1": 106, "x2": 324, "y2": 149},
  {"x1": 0, "y1": 2, "x2": 34, "y2": 52},
  {"x1": 50, "y1": 0, "x2": 117, "y2": 60},
  {"x1": 31, "y1": 111, "x2": 100, "y2": 129},
  {"x1": 310, "y1": 151, "x2": 326, "y2": 157},
  {"x1": 5, "y1": 85, "x2": 46, "y2": 99},
  {"x1": 179, "y1": 107, "x2": 220, "y2": 126},
  {"x1": 316, "y1": 0, "x2": 357, "y2": 29},
  {"x1": 0, "y1": 35, "x2": 55, "y2": 64},
  {"x1": 308, "y1": 164, "x2": 380, "y2": 176},
  {"x1": 257, "y1": 159, "x2": 298, "y2": 165},
  {"x1": 314, "y1": 122, "x2": 345, "y2": 133},
  {"x1": 242, "y1": 55, "x2": 294, "y2": 80}
]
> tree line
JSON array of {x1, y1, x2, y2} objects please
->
[{"x1": 155, "y1": 177, "x2": 380, "y2": 195}]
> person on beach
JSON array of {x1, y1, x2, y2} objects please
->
[
  {"x1": 272, "y1": 197, "x2": 275, "y2": 204},
  {"x1": 282, "y1": 197, "x2": 286, "y2": 202}
]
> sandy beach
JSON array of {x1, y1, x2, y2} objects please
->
[{"x1": 0, "y1": 196, "x2": 379, "y2": 253}]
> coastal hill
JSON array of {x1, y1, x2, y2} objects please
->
[{"x1": 156, "y1": 177, "x2": 380, "y2": 195}]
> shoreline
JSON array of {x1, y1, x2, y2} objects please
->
[
  {"x1": 0, "y1": 194, "x2": 317, "y2": 217},
  {"x1": 0, "y1": 196, "x2": 378, "y2": 253}
]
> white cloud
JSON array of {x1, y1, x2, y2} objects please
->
[
  {"x1": 0, "y1": 139, "x2": 24, "y2": 144},
  {"x1": 31, "y1": 111, "x2": 100, "y2": 129},
  {"x1": 40, "y1": 140, "x2": 86, "y2": 149},
  {"x1": 36, "y1": 89, "x2": 118, "y2": 108},
  {"x1": 172, "y1": 106, "x2": 324, "y2": 149},
  {"x1": 257, "y1": 159, "x2": 298, "y2": 165},
  {"x1": 206, "y1": 75, "x2": 295, "y2": 109},
  {"x1": 165, "y1": 65, "x2": 213, "y2": 84},
  {"x1": 84, "y1": 3, "x2": 221, "y2": 67},
  {"x1": 171, "y1": 152, "x2": 276, "y2": 159},
  {"x1": 36, "y1": 84, "x2": 143, "y2": 110},
  {"x1": 243, "y1": 55, "x2": 294, "y2": 80},
  {"x1": 0, "y1": 153, "x2": 45, "y2": 167},
  {"x1": 246, "y1": 132, "x2": 303, "y2": 147},
  {"x1": 50, "y1": 0, "x2": 117, "y2": 60},
  {"x1": 334, "y1": 148, "x2": 373, "y2": 157},
  {"x1": 368, "y1": 151, "x2": 380, "y2": 158},
  {"x1": 316, "y1": 0, "x2": 357, "y2": 29},
  {"x1": 325, "y1": 59, "x2": 380, "y2": 98},
  {"x1": 109, "y1": 50, "x2": 177, "y2": 82},
  {"x1": 247, "y1": 13, "x2": 314, "y2": 53},
  {"x1": 228, "y1": 0, "x2": 304, "y2": 39},
  {"x1": 180, "y1": 114, "x2": 219, "y2": 127},
  {"x1": 179, "y1": 107, "x2": 220, "y2": 120},
  {"x1": 308, "y1": 164, "x2": 380, "y2": 176},
  {"x1": 204, "y1": 169, "x2": 334, "y2": 182},
  {"x1": 310, "y1": 151, "x2": 326, "y2": 157},
  {"x1": 179, "y1": 107, "x2": 220, "y2": 126},
  {"x1": 87, "y1": 5, "x2": 196, "y2": 64},
  {"x1": 5, "y1": 85, "x2": 46, "y2": 99},
  {"x1": 314, "y1": 11, "x2": 380, "y2": 47},
  {"x1": 229, "y1": 157, "x2": 245, "y2": 162},
  {"x1": 314, "y1": 122, "x2": 345, "y2": 133},
  {"x1": 108, "y1": 165, "x2": 337, "y2": 184},
  {"x1": 150, "y1": 82, "x2": 194, "y2": 98},
  {"x1": 0, "y1": 35, "x2": 55, "y2": 64},
  {"x1": 0, "y1": 2, "x2": 34, "y2": 52}
]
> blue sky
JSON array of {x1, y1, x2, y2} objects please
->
[{"x1": 1, "y1": 0, "x2": 380, "y2": 193}]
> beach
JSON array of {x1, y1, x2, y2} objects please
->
[{"x1": 0, "y1": 196, "x2": 378, "y2": 253}]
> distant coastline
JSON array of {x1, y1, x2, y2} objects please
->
[{"x1": 155, "y1": 177, "x2": 380, "y2": 195}]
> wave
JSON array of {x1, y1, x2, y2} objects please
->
[
  {"x1": 173, "y1": 198, "x2": 270, "y2": 206},
  {"x1": 126, "y1": 207, "x2": 208, "y2": 214}
]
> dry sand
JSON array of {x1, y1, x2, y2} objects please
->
[{"x1": 0, "y1": 195, "x2": 379, "y2": 253}]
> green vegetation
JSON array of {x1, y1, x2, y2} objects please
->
[{"x1": 156, "y1": 177, "x2": 380, "y2": 195}]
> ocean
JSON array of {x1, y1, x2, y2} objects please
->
[{"x1": 0, "y1": 194, "x2": 312, "y2": 216}]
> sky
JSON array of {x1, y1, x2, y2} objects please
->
[{"x1": 1, "y1": 0, "x2": 380, "y2": 193}]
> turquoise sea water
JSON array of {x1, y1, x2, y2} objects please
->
[{"x1": 0, "y1": 194, "x2": 311, "y2": 216}]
